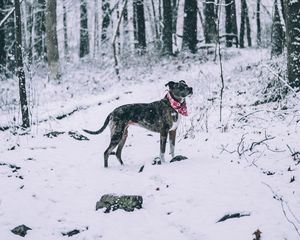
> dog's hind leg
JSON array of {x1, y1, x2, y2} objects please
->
[
  {"x1": 104, "y1": 124, "x2": 126, "y2": 168},
  {"x1": 116, "y1": 127, "x2": 128, "y2": 165}
]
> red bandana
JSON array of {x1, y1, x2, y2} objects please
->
[{"x1": 166, "y1": 92, "x2": 188, "y2": 116}]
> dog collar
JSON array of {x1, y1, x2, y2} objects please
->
[{"x1": 166, "y1": 92, "x2": 188, "y2": 116}]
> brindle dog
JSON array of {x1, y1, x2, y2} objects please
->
[{"x1": 83, "y1": 80, "x2": 193, "y2": 167}]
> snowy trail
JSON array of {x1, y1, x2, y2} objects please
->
[
  {"x1": 1, "y1": 80, "x2": 299, "y2": 240},
  {"x1": 1, "y1": 50, "x2": 299, "y2": 239}
]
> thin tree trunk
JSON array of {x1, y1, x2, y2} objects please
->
[
  {"x1": 182, "y1": 0, "x2": 197, "y2": 52},
  {"x1": 172, "y1": 0, "x2": 178, "y2": 47},
  {"x1": 256, "y1": 0, "x2": 261, "y2": 47},
  {"x1": 122, "y1": 0, "x2": 129, "y2": 54},
  {"x1": 133, "y1": 0, "x2": 146, "y2": 54},
  {"x1": 0, "y1": 0, "x2": 5, "y2": 67},
  {"x1": 79, "y1": 0, "x2": 89, "y2": 58},
  {"x1": 46, "y1": 0, "x2": 60, "y2": 80},
  {"x1": 63, "y1": 0, "x2": 68, "y2": 59},
  {"x1": 240, "y1": 0, "x2": 246, "y2": 48},
  {"x1": 284, "y1": 0, "x2": 300, "y2": 91},
  {"x1": 25, "y1": 0, "x2": 33, "y2": 64},
  {"x1": 15, "y1": 0, "x2": 30, "y2": 128},
  {"x1": 204, "y1": 0, "x2": 217, "y2": 44},
  {"x1": 101, "y1": 0, "x2": 110, "y2": 43},
  {"x1": 112, "y1": 0, "x2": 128, "y2": 80},
  {"x1": 271, "y1": 0, "x2": 284, "y2": 57},
  {"x1": 225, "y1": 0, "x2": 238, "y2": 47},
  {"x1": 150, "y1": 0, "x2": 159, "y2": 40},
  {"x1": 245, "y1": 0, "x2": 251, "y2": 47},
  {"x1": 93, "y1": 0, "x2": 99, "y2": 57},
  {"x1": 162, "y1": 0, "x2": 172, "y2": 55},
  {"x1": 34, "y1": 0, "x2": 46, "y2": 62}
]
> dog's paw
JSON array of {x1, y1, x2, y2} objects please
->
[
  {"x1": 152, "y1": 157, "x2": 162, "y2": 165},
  {"x1": 170, "y1": 155, "x2": 188, "y2": 163}
]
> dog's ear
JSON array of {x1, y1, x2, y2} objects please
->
[
  {"x1": 179, "y1": 80, "x2": 186, "y2": 84},
  {"x1": 165, "y1": 81, "x2": 175, "y2": 88}
]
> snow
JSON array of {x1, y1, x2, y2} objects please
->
[{"x1": 0, "y1": 48, "x2": 300, "y2": 239}]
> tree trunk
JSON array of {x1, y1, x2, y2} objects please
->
[
  {"x1": 79, "y1": 0, "x2": 89, "y2": 58},
  {"x1": 271, "y1": 0, "x2": 284, "y2": 57},
  {"x1": 239, "y1": 0, "x2": 251, "y2": 47},
  {"x1": 0, "y1": 0, "x2": 5, "y2": 67},
  {"x1": 245, "y1": 0, "x2": 251, "y2": 47},
  {"x1": 122, "y1": 0, "x2": 130, "y2": 54},
  {"x1": 63, "y1": 0, "x2": 68, "y2": 59},
  {"x1": 204, "y1": 0, "x2": 217, "y2": 44},
  {"x1": 239, "y1": 0, "x2": 246, "y2": 48},
  {"x1": 256, "y1": 0, "x2": 261, "y2": 47},
  {"x1": 225, "y1": 0, "x2": 238, "y2": 47},
  {"x1": 182, "y1": 0, "x2": 197, "y2": 52},
  {"x1": 25, "y1": 0, "x2": 33, "y2": 64},
  {"x1": 172, "y1": 0, "x2": 178, "y2": 47},
  {"x1": 162, "y1": 0, "x2": 172, "y2": 55},
  {"x1": 284, "y1": 0, "x2": 300, "y2": 91},
  {"x1": 172, "y1": 0, "x2": 178, "y2": 34},
  {"x1": 93, "y1": 0, "x2": 99, "y2": 57},
  {"x1": 15, "y1": 0, "x2": 30, "y2": 128},
  {"x1": 133, "y1": 0, "x2": 146, "y2": 54},
  {"x1": 101, "y1": 0, "x2": 110, "y2": 43},
  {"x1": 150, "y1": 0, "x2": 159, "y2": 40},
  {"x1": 34, "y1": 0, "x2": 46, "y2": 62},
  {"x1": 46, "y1": 0, "x2": 60, "y2": 80}
]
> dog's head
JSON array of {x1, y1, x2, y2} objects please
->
[{"x1": 165, "y1": 80, "x2": 193, "y2": 102}]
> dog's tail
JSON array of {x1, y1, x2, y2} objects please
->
[{"x1": 83, "y1": 114, "x2": 111, "y2": 135}]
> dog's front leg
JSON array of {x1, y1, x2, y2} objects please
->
[
  {"x1": 159, "y1": 129, "x2": 168, "y2": 163},
  {"x1": 169, "y1": 130, "x2": 176, "y2": 158}
]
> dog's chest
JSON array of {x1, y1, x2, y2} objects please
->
[{"x1": 169, "y1": 112, "x2": 181, "y2": 131}]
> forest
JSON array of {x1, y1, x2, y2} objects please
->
[{"x1": 0, "y1": 0, "x2": 300, "y2": 239}]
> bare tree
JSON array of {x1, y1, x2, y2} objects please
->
[
  {"x1": 271, "y1": 0, "x2": 284, "y2": 57},
  {"x1": 240, "y1": 0, "x2": 251, "y2": 48},
  {"x1": 204, "y1": 0, "x2": 217, "y2": 44},
  {"x1": 63, "y1": 0, "x2": 69, "y2": 59},
  {"x1": 182, "y1": 0, "x2": 197, "y2": 52},
  {"x1": 34, "y1": 0, "x2": 46, "y2": 62},
  {"x1": 15, "y1": 0, "x2": 30, "y2": 128},
  {"x1": 162, "y1": 0, "x2": 172, "y2": 55},
  {"x1": 101, "y1": 0, "x2": 110, "y2": 43},
  {"x1": 284, "y1": 0, "x2": 300, "y2": 91},
  {"x1": 93, "y1": 0, "x2": 99, "y2": 57},
  {"x1": 225, "y1": 0, "x2": 238, "y2": 47},
  {"x1": 256, "y1": 0, "x2": 261, "y2": 47},
  {"x1": 80, "y1": 0, "x2": 89, "y2": 58},
  {"x1": 133, "y1": 0, "x2": 146, "y2": 54},
  {"x1": 45, "y1": 0, "x2": 60, "y2": 80},
  {"x1": 0, "y1": 0, "x2": 5, "y2": 68}
]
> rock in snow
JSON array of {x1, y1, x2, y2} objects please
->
[
  {"x1": 11, "y1": 225, "x2": 32, "y2": 237},
  {"x1": 96, "y1": 194, "x2": 143, "y2": 213},
  {"x1": 170, "y1": 155, "x2": 188, "y2": 163}
]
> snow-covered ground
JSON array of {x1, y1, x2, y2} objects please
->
[{"x1": 0, "y1": 49, "x2": 299, "y2": 239}]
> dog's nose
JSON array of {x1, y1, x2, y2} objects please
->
[{"x1": 189, "y1": 87, "x2": 193, "y2": 94}]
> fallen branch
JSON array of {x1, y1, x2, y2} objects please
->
[
  {"x1": 217, "y1": 212, "x2": 251, "y2": 222},
  {"x1": 0, "y1": 0, "x2": 24, "y2": 27},
  {"x1": 262, "y1": 182, "x2": 300, "y2": 237},
  {"x1": 249, "y1": 132, "x2": 275, "y2": 151},
  {"x1": 237, "y1": 110, "x2": 264, "y2": 122},
  {"x1": 262, "y1": 65, "x2": 300, "y2": 100}
]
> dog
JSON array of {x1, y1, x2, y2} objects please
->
[{"x1": 83, "y1": 80, "x2": 193, "y2": 167}]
